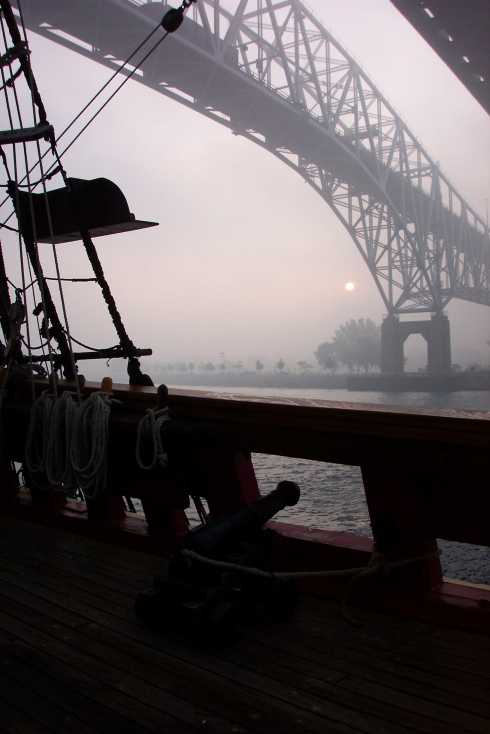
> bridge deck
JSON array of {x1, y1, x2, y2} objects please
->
[{"x1": 0, "y1": 515, "x2": 489, "y2": 734}]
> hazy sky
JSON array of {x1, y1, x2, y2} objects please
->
[{"x1": 3, "y1": 0, "x2": 490, "y2": 374}]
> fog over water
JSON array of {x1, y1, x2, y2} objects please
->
[{"x1": 2, "y1": 0, "x2": 488, "y2": 384}]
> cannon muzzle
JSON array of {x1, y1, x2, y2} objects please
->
[{"x1": 183, "y1": 481, "x2": 300, "y2": 557}]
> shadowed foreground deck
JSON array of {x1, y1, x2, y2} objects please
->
[{"x1": 0, "y1": 517, "x2": 489, "y2": 734}]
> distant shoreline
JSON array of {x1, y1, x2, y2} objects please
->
[
  {"x1": 152, "y1": 369, "x2": 490, "y2": 392},
  {"x1": 153, "y1": 371, "x2": 348, "y2": 389},
  {"x1": 348, "y1": 371, "x2": 490, "y2": 392}
]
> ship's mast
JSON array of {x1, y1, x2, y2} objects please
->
[{"x1": 0, "y1": 0, "x2": 198, "y2": 384}]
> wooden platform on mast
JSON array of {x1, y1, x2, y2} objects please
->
[{"x1": 0, "y1": 515, "x2": 489, "y2": 734}]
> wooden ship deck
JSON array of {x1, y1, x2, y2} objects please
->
[{"x1": 1, "y1": 514, "x2": 489, "y2": 734}]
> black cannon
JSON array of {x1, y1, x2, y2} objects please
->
[{"x1": 134, "y1": 482, "x2": 300, "y2": 643}]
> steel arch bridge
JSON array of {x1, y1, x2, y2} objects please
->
[{"x1": 16, "y1": 0, "x2": 490, "y2": 316}]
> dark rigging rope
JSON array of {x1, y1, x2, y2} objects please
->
[
  {"x1": 19, "y1": 2, "x2": 162, "y2": 150},
  {"x1": 0, "y1": 6, "x2": 47, "y2": 384},
  {"x1": 0, "y1": 0, "x2": 195, "y2": 378},
  {"x1": 0, "y1": 4, "x2": 72, "y2": 384},
  {"x1": 15, "y1": 0, "x2": 78, "y2": 385},
  {"x1": 56, "y1": 30, "x2": 169, "y2": 165},
  {"x1": 0, "y1": 2, "x2": 190, "y2": 222}
]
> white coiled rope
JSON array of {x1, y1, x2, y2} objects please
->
[
  {"x1": 25, "y1": 390, "x2": 54, "y2": 485},
  {"x1": 70, "y1": 391, "x2": 113, "y2": 500},
  {"x1": 45, "y1": 391, "x2": 78, "y2": 489},
  {"x1": 26, "y1": 390, "x2": 79, "y2": 491},
  {"x1": 135, "y1": 407, "x2": 170, "y2": 471}
]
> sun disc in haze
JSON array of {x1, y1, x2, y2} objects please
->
[{"x1": 344, "y1": 281, "x2": 356, "y2": 292}]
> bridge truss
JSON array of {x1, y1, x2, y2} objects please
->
[{"x1": 15, "y1": 0, "x2": 490, "y2": 314}]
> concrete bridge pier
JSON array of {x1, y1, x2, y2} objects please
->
[
  {"x1": 380, "y1": 316, "x2": 404, "y2": 374},
  {"x1": 381, "y1": 314, "x2": 451, "y2": 374}
]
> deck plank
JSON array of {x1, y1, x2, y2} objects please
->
[
  {"x1": 0, "y1": 516, "x2": 489, "y2": 734},
  {"x1": 0, "y1": 697, "x2": 53, "y2": 734},
  {"x1": 0, "y1": 655, "x2": 96, "y2": 734},
  {"x1": 0, "y1": 592, "x2": 357, "y2": 734},
  {"x1": 1, "y1": 561, "x2": 488, "y2": 734},
  {"x1": 2, "y1": 641, "x2": 155, "y2": 734},
  {"x1": 0, "y1": 610, "x2": 185, "y2": 734},
  {"x1": 2, "y1": 540, "x2": 489, "y2": 700}
]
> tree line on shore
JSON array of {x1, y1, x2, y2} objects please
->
[
  {"x1": 154, "y1": 317, "x2": 490, "y2": 376},
  {"x1": 155, "y1": 318, "x2": 382, "y2": 375}
]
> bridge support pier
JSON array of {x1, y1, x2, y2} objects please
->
[
  {"x1": 381, "y1": 316, "x2": 405, "y2": 373},
  {"x1": 426, "y1": 313, "x2": 452, "y2": 373},
  {"x1": 381, "y1": 314, "x2": 451, "y2": 374}
]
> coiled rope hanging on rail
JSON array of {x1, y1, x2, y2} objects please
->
[
  {"x1": 70, "y1": 391, "x2": 115, "y2": 500},
  {"x1": 24, "y1": 387, "x2": 118, "y2": 498},
  {"x1": 25, "y1": 389, "x2": 53, "y2": 485},
  {"x1": 25, "y1": 389, "x2": 79, "y2": 490},
  {"x1": 45, "y1": 390, "x2": 78, "y2": 489},
  {"x1": 135, "y1": 402, "x2": 209, "y2": 524},
  {"x1": 135, "y1": 407, "x2": 170, "y2": 471}
]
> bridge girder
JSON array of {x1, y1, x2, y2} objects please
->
[{"x1": 16, "y1": 0, "x2": 490, "y2": 313}]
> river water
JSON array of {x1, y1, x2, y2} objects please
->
[{"x1": 176, "y1": 386, "x2": 490, "y2": 585}]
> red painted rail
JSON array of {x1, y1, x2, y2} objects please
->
[{"x1": 3, "y1": 380, "x2": 490, "y2": 630}]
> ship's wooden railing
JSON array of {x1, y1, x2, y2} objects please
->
[{"x1": 3, "y1": 381, "x2": 490, "y2": 607}]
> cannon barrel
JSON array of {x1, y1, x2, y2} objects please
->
[{"x1": 183, "y1": 481, "x2": 300, "y2": 557}]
